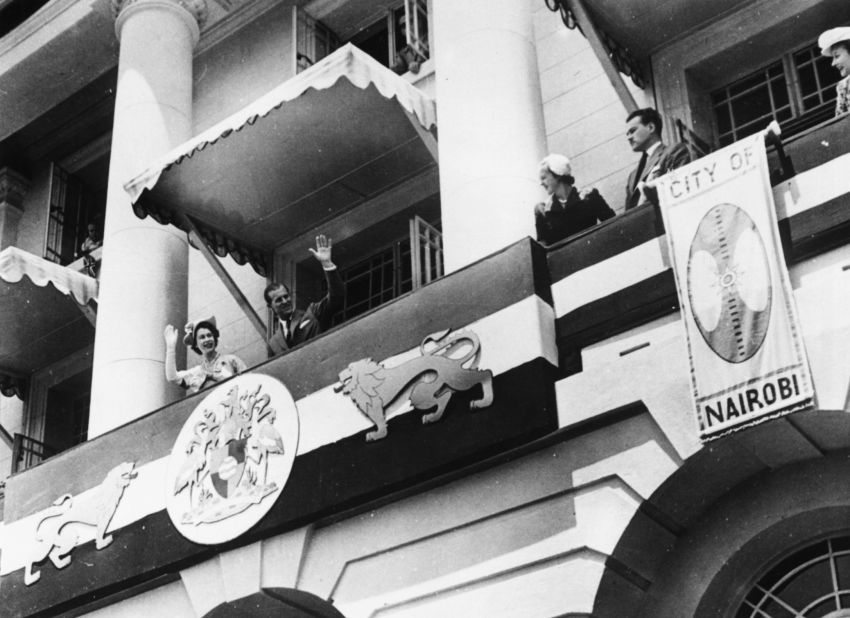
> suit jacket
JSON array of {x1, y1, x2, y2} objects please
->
[
  {"x1": 268, "y1": 268, "x2": 343, "y2": 355},
  {"x1": 625, "y1": 141, "x2": 692, "y2": 210},
  {"x1": 535, "y1": 187, "x2": 615, "y2": 246}
]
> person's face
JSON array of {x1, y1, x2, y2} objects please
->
[
  {"x1": 87, "y1": 224, "x2": 97, "y2": 239},
  {"x1": 268, "y1": 286, "x2": 292, "y2": 320},
  {"x1": 539, "y1": 168, "x2": 559, "y2": 196},
  {"x1": 626, "y1": 116, "x2": 657, "y2": 153},
  {"x1": 831, "y1": 44, "x2": 850, "y2": 78},
  {"x1": 195, "y1": 327, "x2": 217, "y2": 354}
]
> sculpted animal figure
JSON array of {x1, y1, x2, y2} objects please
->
[
  {"x1": 335, "y1": 329, "x2": 494, "y2": 441},
  {"x1": 24, "y1": 461, "x2": 137, "y2": 585}
]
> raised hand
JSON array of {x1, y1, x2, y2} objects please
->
[
  {"x1": 308, "y1": 234, "x2": 334, "y2": 268},
  {"x1": 164, "y1": 324, "x2": 179, "y2": 348}
]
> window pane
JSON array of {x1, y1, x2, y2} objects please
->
[
  {"x1": 775, "y1": 107, "x2": 793, "y2": 122},
  {"x1": 816, "y1": 56, "x2": 841, "y2": 93},
  {"x1": 712, "y1": 60, "x2": 788, "y2": 144},
  {"x1": 773, "y1": 559, "x2": 832, "y2": 608},
  {"x1": 770, "y1": 78, "x2": 790, "y2": 107},
  {"x1": 729, "y1": 69, "x2": 774, "y2": 97},
  {"x1": 730, "y1": 86, "x2": 774, "y2": 126},
  {"x1": 794, "y1": 42, "x2": 843, "y2": 111}
]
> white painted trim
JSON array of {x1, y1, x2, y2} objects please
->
[
  {"x1": 773, "y1": 153, "x2": 850, "y2": 219},
  {"x1": 551, "y1": 155, "x2": 850, "y2": 320},
  {"x1": 0, "y1": 295, "x2": 556, "y2": 575},
  {"x1": 551, "y1": 237, "x2": 669, "y2": 318}
]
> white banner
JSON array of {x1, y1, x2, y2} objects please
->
[{"x1": 655, "y1": 132, "x2": 814, "y2": 441}]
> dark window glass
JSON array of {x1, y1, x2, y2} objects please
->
[
  {"x1": 712, "y1": 42, "x2": 844, "y2": 146},
  {"x1": 737, "y1": 538, "x2": 850, "y2": 617}
]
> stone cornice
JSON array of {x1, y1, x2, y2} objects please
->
[
  {"x1": 111, "y1": 0, "x2": 209, "y2": 29},
  {"x1": 0, "y1": 167, "x2": 30, "y2": 209}
]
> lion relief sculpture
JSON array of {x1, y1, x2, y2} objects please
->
[
  {"x1": 335, "y1": 329, "x2": 494, "y2": 441},
  {"x1": 24, "y1": 461, "x2": 137, "y2": 585}
]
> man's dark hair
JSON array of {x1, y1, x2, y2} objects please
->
[
  {"x1": 263, "y1": 281, "x2": 289, "y2": 306},
  {"x1": 626, "y1": 108, "x2": 663, "y2": 136},
  {"x1": 835, "y1": 41, "x2": 850, "y2": 54}
]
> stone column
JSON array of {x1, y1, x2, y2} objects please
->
[
  {"x1": 88, "y1": 0, "x2": 207, "y2": 437},
  {"x1": 0, "y1": 167, "x2": 29, "y2": 251},
  {"x1": 432, "y1": 0, "x2": 547, "y2": 272}
]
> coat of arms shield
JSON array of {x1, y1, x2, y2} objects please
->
[{"x1": 164, "y1": 375, "x2": 299, "y2": 544}]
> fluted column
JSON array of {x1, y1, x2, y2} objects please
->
[
  {"x1": 432, "y1": 0, "x2": 546, "y2": 272},
  {"x1": 88, "y1": 0, "x2": 207, "y2": 437}
]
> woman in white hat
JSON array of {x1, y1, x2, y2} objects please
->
[
  {"x1": 818, "y1": 27, "x2": 850, "y2": 116},
  {"x1": 163, "y1": 317, "x2": 247, "y2": 394},
  {"x1": 534, "y1": 154, "x2": 615, "y2": 246}
]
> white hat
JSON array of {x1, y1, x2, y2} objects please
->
[
  {"x1": 819, "y1": 27, "x2": 850, "y2": 56},
  {"x1": 540, "y1": 154, "x2": 571, "y2": 177}
]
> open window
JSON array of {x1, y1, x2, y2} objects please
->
[
  {"x1": 295, "y1": 8, "x2": 340, "y2": 73},
  {"x1": 287, "y1": 198, "x2": 442, "y2": 329},
  {"x1": 326, "y1": 216, "x2": 441, "y2": 326},
  {"x1": 13, "y1": 348, "x2": 93, "y2": 474},
  {"x1": 45, "y1": 163, "x2": 105, "y2": 274},
  {"x1": 347, "y1": 0, "x2": 429, "y2": 74}
]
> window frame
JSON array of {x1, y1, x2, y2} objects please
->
[{"x1": 709, "y1": 40, "x2": 841, "y2": 147}]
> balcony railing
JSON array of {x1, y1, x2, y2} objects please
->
[{"x1": 11, "y1": 432, "x2": 58, "y2": 474}]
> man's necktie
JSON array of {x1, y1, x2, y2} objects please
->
[{"x1": 633, "y1": 152, "x2": 648, "y2": 191}]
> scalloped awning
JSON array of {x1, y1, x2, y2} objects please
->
[
  {"x1": 0, "y1": 247, "x2": 97, "y2": 387},
  {"x1": 124, "y1": 44, "x2": 438, "y2": 276}
]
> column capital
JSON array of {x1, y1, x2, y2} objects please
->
[
  {"x1": 112, "y1": 0, "x2": 209, "y2": 31},
  {"x1": 0, "y1": 167, "x2": 30, "y2": 210}
]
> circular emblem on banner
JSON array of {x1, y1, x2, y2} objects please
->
[
  {"x1": 165, "y1": 374, "x2": 299, "y2": 544},
  {"x1": 686, "y1": 202, "x2": 772, "y2": 363}
]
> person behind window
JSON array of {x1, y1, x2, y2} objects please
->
[
  {"x1": 264, "y1": 234, "x2": 343, "y2": 355},
  {"x1": 534, "y1": 154, "x2": 615, "y2": 247},
  {"x1": 818, "y1": 27, "x2": 850, "y2": 116},
  {"x1": 79, "y1": 220, "x2": 102, "y2": 277},
  {"x1": 164, "y1": 317, "x2": 247, "y2": 395},
  {"x1": 80, "y1": 221, "x2": 102, "y2": 254},
  {"x1": 391, "y1": 14, "x2": 428, "y2": 75},
  {"x1": 624, "y1": 108, "x2": 692, "y2": 210}
]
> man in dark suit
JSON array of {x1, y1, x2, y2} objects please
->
[
  {"x1": 264, "y1": 235, "x2": 343, "y2": 355},
  {"x1": 624, "y1": 108, "x2": 692, "y2": 210}
]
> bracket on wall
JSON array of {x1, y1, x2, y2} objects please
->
[
  {"x1": 545, "y1": 0, "x2": 643, "y2": 112},
  {"x1": 182, "y1": 214, "x2": 275, "y2": 357}
]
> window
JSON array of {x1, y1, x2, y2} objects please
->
[
  {"x1": 712, "y1": 42, "x2": 842, "y2": 146},
  {"x1": 45, "y1": 163, "x2": 103, "y2": 266},
  {"x1": 15, "y1": 359, "x2": 92, "y2": 473},
  {"x1": 349, "y1": 0, "x2": 430, "y2": 74},
  {"x1": 330, "y1": 217, "x2": 442, "y2": 325},
  {"x1": 295, "y1": 8, "x2": 339, "y2": 72},
  {"x1": 737, "y1": 537, "x2": 850, "y2": 617},
  {"x1": 332, "y1": 240, "x2": 412, "y2": 324}
]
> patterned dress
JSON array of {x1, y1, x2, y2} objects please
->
[
  {"x1": 175, "y1": 354, "x2": 247, "y2": 394},
  {"x1": 836, "y1": 76, "x2": 850, "y2": 116}
]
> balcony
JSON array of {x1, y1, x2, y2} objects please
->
[
  {"x1": 1, "y1": 134, "x2": 849, "y2": 613},
  {"x1": 0, "y1": 237, "x2": 559, "y2": 616}
]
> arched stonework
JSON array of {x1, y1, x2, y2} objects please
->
[
  {"x1": 593, "y1": 409, "x2": 850, "y2": 617},
  {"x1": 203, "y1": 588, "x2": 347, "y2": 618}
]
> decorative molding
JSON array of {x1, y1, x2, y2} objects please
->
[
  {"x1": 0, "y1": 167, "x2": 30, "y2": 210},
  {"x1": 335, "y1": 329, "x2": 494, "y2": 441},
  {"x1": 0, "y1": 374, "x2": 27, "y2": 400},
  {"x1": 194, "y1": 0, "x2": 283, "y2": 56},
  {"x1": 23, "y1": 462, "x2": 137, "y2": 585},
  {"x1": 111, "y1": 0, "x2": 209, "y2": 29},
  {"x1": 544, "y1": 0, "x2": 646, "y2": 90}
]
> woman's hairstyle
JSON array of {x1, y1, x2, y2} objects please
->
[
  {"x1": 185, "y1": 318, "x2": 220, "y2": 354},
  {"x1": 540, "y1": 154, "x2": 575, "y2": 186}
]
